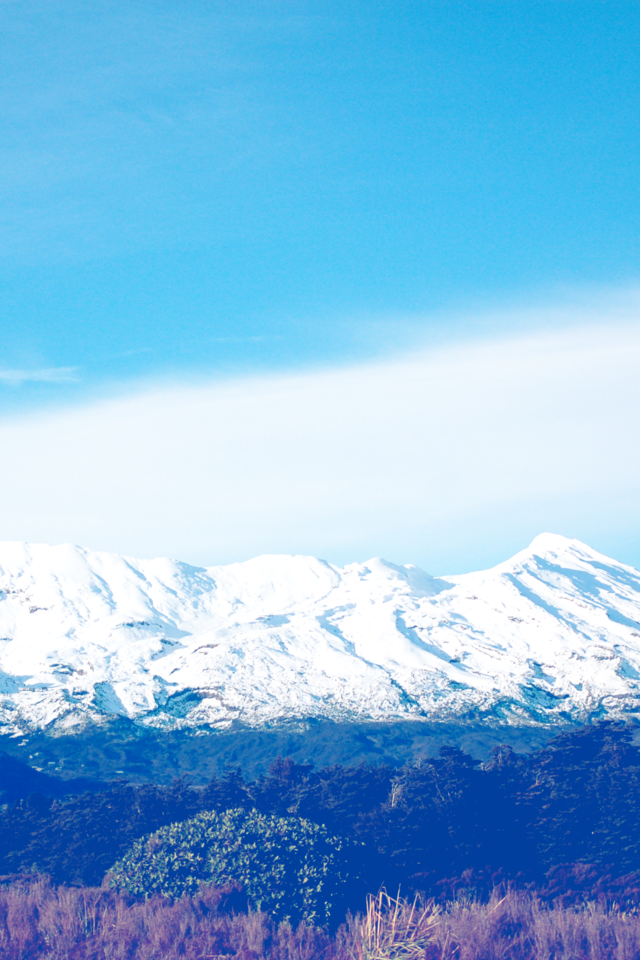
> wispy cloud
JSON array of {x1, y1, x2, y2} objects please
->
[
  {"x1": 211, "y1": 335, "x2": 283, "y2": 343},
  {"x1": 0, "y1": 367, "x2": 79, "y2": 384},
  {"x1": 0, "y1": 317, "x2": 638, "y2": 574}
]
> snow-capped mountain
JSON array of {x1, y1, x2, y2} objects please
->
[{"x1": 0, "y1": 534, "x2": 639, "y2": 736}]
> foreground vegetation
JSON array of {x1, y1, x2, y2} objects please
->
[
  {"x1": 110, "y1": 807, "x2": 359, "y2": 925},
  {"x1": 0, "y1": 879, "x2": 639, "y2": 959},
  {"x1": 2, "y1": 721, "x2": 640, "y2": 956}
]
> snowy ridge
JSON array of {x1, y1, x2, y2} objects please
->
[{"x1": 0, "y1": 534, "x2": 640, "y2": 735}]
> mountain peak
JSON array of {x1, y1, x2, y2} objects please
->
[
  {"x1": 493, "y1": 532, "x2": 623, "y2": 573},
  {"x1": 527, "y1": 531, "x2": 582, "y2": 554}
]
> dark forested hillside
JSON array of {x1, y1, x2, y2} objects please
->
[
  {"x1": 2, "y1": 721, "x2": 640, "y2": 905},
  {"x1": 0, "y1": 752, "x2": 103, "y2": 805},
  {"x1": 0, "y1": 717, "x2": 559, "y2": 783}
]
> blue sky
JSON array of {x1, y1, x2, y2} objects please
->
[{"x1": 1, "y1": 1, "x2": 640, "y2": 572}]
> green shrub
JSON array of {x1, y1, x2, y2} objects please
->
[{"x1": 108, "y1": 807, "x2": 361, "y2": 925}]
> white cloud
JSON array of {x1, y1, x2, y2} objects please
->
[
  {"x1": 0, "y1": 321, "x2": 639, "y2": 573},
  {"x1": 0, "y1": 366, "x2": 78, "y2": 384}
]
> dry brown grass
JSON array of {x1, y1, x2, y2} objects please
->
[
  {"x1": 349, "y1": 889, "x2": 440, "y2": 960},
  {"x1": 2, "y1": 877, "x2": 640, "y2": 959}
]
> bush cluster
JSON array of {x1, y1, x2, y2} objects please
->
[{"x1": 109, "y1": 807, "x2": 360, "y2": 925}]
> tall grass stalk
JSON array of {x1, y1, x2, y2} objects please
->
[{"x1": 351, "y1": 889, "x2": 440, "y2": 960}]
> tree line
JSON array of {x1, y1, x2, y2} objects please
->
[{"x1": 2, "y1": 721, "x2": 640, "y2": 904}]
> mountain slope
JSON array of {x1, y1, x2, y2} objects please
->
[{"x1": 0, "y1": 534, "x2": 639, "y2": 735}]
